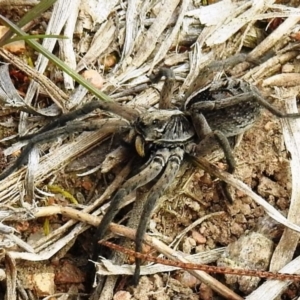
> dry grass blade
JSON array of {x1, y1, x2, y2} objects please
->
[
  {"x1": 5, "y1": 253, "x2": 17, "y2": 300},
  {"x1": 271, "y1": 91, "x2": 300, "y2": 270},
  {"x1": 15, "y1": 206, "x2": 241, "y2": 300},
  {"x1": 246, "y1": 256, "x2": 300, "y2": 299},
  {"x1": 0, "y1": 48, "x2": 68, "y2": 110},
  {"x1": 246, "y1": 89, "x2": 300, "y2": 299},
  {"x1": 191, "y1": 157, "x2": 300, "y2": 234},
  {"x1": 1, "y1": 0, "x2": 300, "y2": 298},
  {"x1": 131, "y1": 0, "x2": 180, "y2": 69}
]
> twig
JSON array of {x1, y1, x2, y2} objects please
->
[
  {"x1": 100, "y1": 240, "x2": 300, "y2": 282},
  {"x1": 30, "y1": 205, "x2": 241, "y2": 300}
]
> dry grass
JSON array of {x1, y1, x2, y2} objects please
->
[{"x1": 2, "y1": 1, "x2": 300, "y2": 299}]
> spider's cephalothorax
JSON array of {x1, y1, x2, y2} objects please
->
[{"x1": 133, "y1": 110, "x2": 195, "y2": 156}]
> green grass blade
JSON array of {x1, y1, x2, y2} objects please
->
[
  {"x1": 0, "y1": 0, "x2": 57, "y2": 45},
  {"x1": 0, "y1": 15, "x2": 112, "y2": 103},
  {"x1": 17, "y1": 0, "x2": 57, "y2": 28},
  {"x1": 6, "y1": 35, "x2": 67, "y2": 44}
]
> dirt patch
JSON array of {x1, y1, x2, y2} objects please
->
[{"x1": 1, "y1": 1, "x2": 300, "y2": 300}]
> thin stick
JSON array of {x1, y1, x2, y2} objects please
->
[
  {"x1": 100, "y1": 240, "x2": 300, "y2": 282},
  {"x1": 31, "y1": 206, "x2": 242, "y2": 300}
]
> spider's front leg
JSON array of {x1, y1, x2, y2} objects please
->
[
  {"x1": 133, "y1": 147, "x2": 185, "y2": 284},
  {"x1": 0, "y1": 97, "x2": 139, "y2": 181},
  {"x1": 149, "y1": 68, "x2": 175, "y2": 109},
  {"x1": 0, "y1": 119, "x2": 128, "y2": 181},
  {"x1": 19, "y1": 99, "x2": 139, "y2": 141},
  {"x1": 93, "y1": 148, "x2": 172, "y2": 260}
]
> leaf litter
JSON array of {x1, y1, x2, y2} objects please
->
[{"x1": 1, "y1": 0, "x2": 300, "y2": 299}]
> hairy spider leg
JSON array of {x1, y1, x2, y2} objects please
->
[
  {"x1": 0, "y1": 119, "x2": 128, "y2": 181},
  {"x1": 0, "y1": 94, "x2": 138, "y2": 180},
  {"x1": 19, "y1": 99, "x2": 138, "y2": 141},
  {"x1": 190, "y1": 80, "x2": 300, "y2": 119},
  {"x1": 93, "y1": 148, "x2": 172, "y2": 260},
  {"x1": 189, "y1": 110, "x2": 235, "y2": 202},
  {"x1": 133, "y1": 147, "x2": 184, "y2": 285},
  {"x1": 183, "y1": 53, "x2": 264, "y2": 100},
  {"x1": 249, "y1": 84, "x2": 300, "y2": 118},
  {"x1": 18, "y1": 100, "x2": 104, "y2": 140},
  {"x1": 150, "y1": 68, "x2": 175, "y2": 109}
]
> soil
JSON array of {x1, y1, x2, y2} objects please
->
[{"x1": 1, "y1": 1, "x2": 300, "y2": 300}]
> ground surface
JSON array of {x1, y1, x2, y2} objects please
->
[{"x1": 1, "y1": 1, "x2": 300, "y2": 300}]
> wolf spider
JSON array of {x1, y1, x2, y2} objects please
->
[{"x1": 1, "y1": 67, "x2": 300, "y2": 284}]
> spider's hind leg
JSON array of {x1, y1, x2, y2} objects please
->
[
  {"x1": 249, "y1": 84, "x2": 300, "y2": 119},
  {"x1": 188, "y1": 111, "x2": 235, "y2": 202}
]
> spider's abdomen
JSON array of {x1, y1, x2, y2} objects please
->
[
  {"x1": 135, "y1": 110, "x2": 195, "y2": 146},
  {"x1": 203, "y1": 101, "x2": 260, "y2": 137},
  {"x1": 185, "y1": 79, "x2": 261, "y2": 137}
]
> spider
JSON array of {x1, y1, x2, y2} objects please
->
[
  {"x1": 1, "y1": 67, "x2": 300, "y2": 286},
  {"x1": 94, "y1": 70, "x2": 300, "y2": 284}
]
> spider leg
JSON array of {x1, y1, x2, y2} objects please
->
[
  {"x1": 19, "y1": 99, "x2": 139, "y2": 141},
  {"x1": 133, "y1": 147, "x2": 184, "y2": 284},
  {"x1": 185, "y1": 53, "x2": 268, "y2": 98},
  {"x1": 188, "y1": 92, "x2": 258, "y2": 111},
  {"x1": 18, "y1": 100, "x2": 104, "y2": 140},
  {"x1": 190, "y1": 84, "x2": 300, "y2": 119},
  {"x1": 0, "y1": 119, "x2": 128, "y2": 180},
  {"x1": 189, "y1": 111, "x2": 235, "y2": 202},
  {"x1": 190, "y1": 112, "x2": 235, "y2": 170},
  {"x1": 249, "y1": 85, "x2": 300, "y2": 118},
  {"x1": 208, "y1": 53, "x2": 258, "y2": 71},
  {"x1": 158, "y1": 69, "x2": 175, "y2": 109},
  {"x1": 93, "y1": 148, "x2": 172, "y2": 259},
  {"x1": 0, "y1": 142, "x2": 36, "y2": 181},
  {"x1": 150, "y1": 68, "x2": 175, "y2": 109}
]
